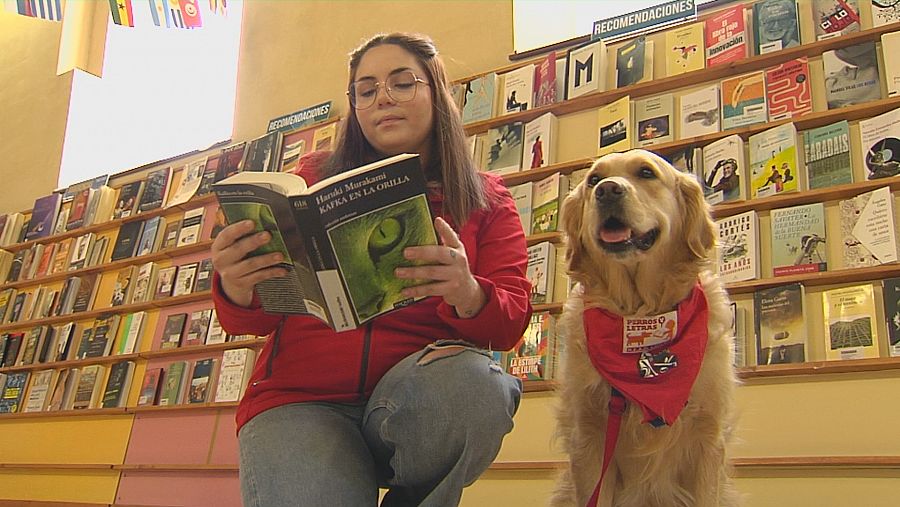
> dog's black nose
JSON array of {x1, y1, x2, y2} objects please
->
[{"x1": 595, "y1": 180, "x2": 624, "y2": 202}]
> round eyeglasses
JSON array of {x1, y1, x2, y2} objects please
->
[{"x1": 347, "y1": 70, "x2": 429, "y2": 110}]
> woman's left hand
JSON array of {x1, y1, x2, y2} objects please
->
[{"x1": 395, "y1": 217, "x2": 487, "y2": 318}]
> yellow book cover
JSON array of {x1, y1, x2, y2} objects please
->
[
  {"x1": 665, "y1": 22, "x2": 706, "y2": 76},
  {"x1": 597, "y1": 95, "x2": 631, "y2": 156},
  {"x1": 823, "y1": 284, "x2": 881, "y2": 361}
]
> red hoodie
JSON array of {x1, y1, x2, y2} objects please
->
[{"x1": 212, "y1": 152, "x2": 533, "y2": 432}]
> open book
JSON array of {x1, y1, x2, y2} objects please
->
[{"x1": 213, "y1": 153, "x2": 438, "y2": 332}]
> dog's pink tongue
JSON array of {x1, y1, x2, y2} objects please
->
[{"x1": 600, "y1": 228, "x2": 632, "y2": 243}]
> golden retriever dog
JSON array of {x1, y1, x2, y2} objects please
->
[{"x1": 551, "y1": 150, "x2": 739, "y2": 507}]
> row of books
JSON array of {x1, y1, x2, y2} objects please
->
[
  {"x1": 0, "y1": 254, "x2": 213, "y2": 329},
  {"x1": 746, "y1": 278, "x2": 900, "y2": 367},
  {"x1": 455, "y1": 0, "x2": 898, "y2": 127},
  {"x1": 0, "y1": 305, "x2": 258, "y2": 372},
  {"x1": 621, "y1": 100, "x2": 897, "y2": 208},
  {"x1": 0, "y1": 116, "x2": 334, "y2": 253},
  {"x1": 715, "y1": 185, "x2": 897, "y2": 284},
  {"x1": 0, "y1": 347, "x2": 257, "y2": 414},
  {"x1": 1, "y1": 205, "x2": 208, "y2": 289}
]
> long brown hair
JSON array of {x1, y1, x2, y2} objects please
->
[{"x1": 326, "y1": 32, "x2": 487, "y2": 227}]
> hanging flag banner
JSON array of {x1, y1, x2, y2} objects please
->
[
  {"x1": 179, "y1": 0, "x2": 202, "y2": 28},
  {"x1": 109, "y1": 0, "x2": 135, "y2": 27},
  {"x1": 6, "y1": 0, "x2": 63, "y2": 21},
  {"x1": 208, "y1": 0, "x2": 225, "y2": 16},
  {"x1": 149, "y1": 0, "x2": 170, "y2": 27},
  {"x1": 592, "y1": 0, "x2": 697, "y2": 43},
  {"x1": 267, "y1": 101, "x2": 334, "y2": 133}
]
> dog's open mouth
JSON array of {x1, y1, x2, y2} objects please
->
[{"x1": 597, "y1": 217, "x2": 660, "y2": 253}]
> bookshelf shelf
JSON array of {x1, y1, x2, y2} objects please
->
[
  {"x1": 463, "y1": 22, "x2": 900, "y2": 138},
  {"x1": 1, "y1": 239, "x2": 214, "y2": 292},
  {"x1": 0, "y1": 290, "x2": 212, "y2": 334},
  {"x1": 725, "y1": 264, "x2": 900, "y2": 294}
]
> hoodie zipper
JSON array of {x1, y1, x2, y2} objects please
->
[
  {"x1": 356, "y1": 322, "x2": 373, "y2": 400},
  {"x1": 262, "y1": 317, "x2": 288, "y2": 380}
]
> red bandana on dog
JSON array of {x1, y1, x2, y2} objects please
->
[{"x1": 583, "y1": 282, "x2": 709, "y2": 426}]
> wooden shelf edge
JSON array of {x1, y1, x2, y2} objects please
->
[
  {"x1": 737, "y1": 356, "x2": 900, "y2": 379},
  {"x1": 4, "y1": 456, "x2": 896, "y2": 475},
  {"x1": 0, "y1": 501, "x2": 110, "y2": 507},
  {"x1": 0, "y1": 463, "x2": 114, "y2": 470},
  {"x1": 126, "y1": 401, "x2": 239, "y2": 414},
  {"x1": 0, "y1": 290, "x2": 213, "y2": 334},
  {"x1": 522, "y1": 357, "x2": 900, "y2": 392},
  {"x1": 732, "y1": 456, "x2": 900, "y2": 469},
  {"x1": 0, "y1": 407, "x2": 129, "y2": 420}
]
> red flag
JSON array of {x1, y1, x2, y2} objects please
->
[{"x1": 179, "y1": 0, "x2": 202, "y2": 28}]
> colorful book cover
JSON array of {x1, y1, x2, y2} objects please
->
[
  {"x1": 507, "y1": 311, "x2": 555, "y2": 380},
  {"x1": 188, "y1": 358, "x2": 216, "y2": 403},
  {"x1": 679, "y1": 84, "x2": 720, "y2": 139},
  {"x1": 462, "y1": 73, "x2": 497, "y2": 124},
  {"x1": 804, "y1": 120, "x2": 852, "y2": 189},
  {"x1": 531, "y1": 172, "x2": 567, "y2": 234},
  {"x1": 616, "y1": 36, "x2": 651, "y2": 87},
  {"x1": 765, "y1": 57, "x2": 812, "y2": 121},
  {"x1": 769, "y1": 203, "x2": 827, "y2": 276},
  {"x1": 522, "y1": 112, "x2": 558, "y2": 169},
  {"x1": 597, "y1": 95, "x2": 631, "y2": 156},
  {"x1": 814, "y1": 0, "x2": 861, "y2": 39},
  {"x1": 501, "y1": 64, "x2": 534, "y2": 115},
  {"x1": 715, "y1": 210, "x2": 759, "y2": 283},
  {"x1": 752, "y1": 0, "x2": 801, "y2": 54},
  {"x1": 858, "y1": 107, "x2": 900, "y2": 180},
  {"x1": 665, "y1": 22, "x2": 705, "y2": 76},
  {"x1": 483, "y1": 123, "x2": 524, "y2": 175},
  {"x1": 183, "y1": 309, "x2": 212, "y2": 347},
  {"x1": 823, "y1": 284, "x2": 880, "y2": 360},
  {"x1": 667, "y1": 145, "x2": 703, "y2": 182},
  {"x1": 633, "y1": 94, "x2": 674, "y2": 147},
  {"x1": 704, "y1": 5, "x2": 747, "y2": 67},
  {"x1": 113, "y1": 181, "x2": 143, "y2": 219},
  {"x1": 158, "y1": 361, "x2": 187, "y2": 406},
  {"x1": 137, "y1": 367, "x2": 164, "y2": 406},
  {"x1": 882, "y1": 32, "x2": 900, "y2": 98},
  {"x1": 754, "y1": 283, "x2": 807, "y2": 365},
  {"x1": 840, "y1": 186, "x2": 899, "y2": 267},
  {"x1": 26, "y1": 193, "x2": 61, "y2": 242},
  {"x1": 160, "y1": 313, "x2": 187, "y2": 350},
  {"x1": 748, "y1": 123, "x2": 799, "y2": 199},
  {"x1": 137, "y1": 167, "x2": 172, "y2": 212},
  {"x1": 702, "y1": 134, "x2": 745, "y2": 204},
  {"x1": 823, "y1": 42, "x2": 881, "y2": 110},
  {"x1": 872, "y1": 0, "x2": 900, "y2": 26},
  {"x1": 0, "y1": 372, "x2": 30, "y2": 413},
  {"x1": 533, "y1": 52, "x2": 558, "y2": 108},
  {"x1": 881, "y1": 277, "x2": 900, "y2": 357},
  {"x1": 526, "y1": 242, "x2": 555, "y2": 304},
  {"x1": 508, "y1": 182, "x2": 533, "y2": 236},
  {"x1": 721, "y1": 71, "x2": 767, "y2": 130},
  {"x1": 566, "y1": 38, "x2": 607, "y2": 100}
]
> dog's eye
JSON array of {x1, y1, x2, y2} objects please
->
[
  {"x1": 638, "y1": 166, "x2": 656, "y2": 179},
  {"x1": 586, "y1": 174, "x2": 602, "y2": 187}
]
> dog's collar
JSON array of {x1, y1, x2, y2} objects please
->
[{"x1": 582, "y1": 282, "x2": 709, "y2": 426}]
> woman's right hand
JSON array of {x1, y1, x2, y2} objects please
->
[{"x1": 211, "y1": 220, "x2": 287, "y2": 307}]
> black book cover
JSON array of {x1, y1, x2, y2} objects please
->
[{"x1": 111, "y1": 220, "x2": 145, "y2": 261}]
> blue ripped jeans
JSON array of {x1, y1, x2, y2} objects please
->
[{"x1": 238, "y1": 343, "x2": 523, "y2": 507}]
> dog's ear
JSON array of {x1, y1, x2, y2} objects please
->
[
  {"x1": 561, "y1": 182, "x2": 586, "y2": 273},
  {"x1": 678, "y1": 172, "x2": 715, "y2": 260}
]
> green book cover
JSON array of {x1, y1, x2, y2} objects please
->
[
  {"x1": 803, "y1": 120, "x2": 851, "y2": 189},
  {"x1": 769, "y1": 202, "x2": 827, "y2": 276}
]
